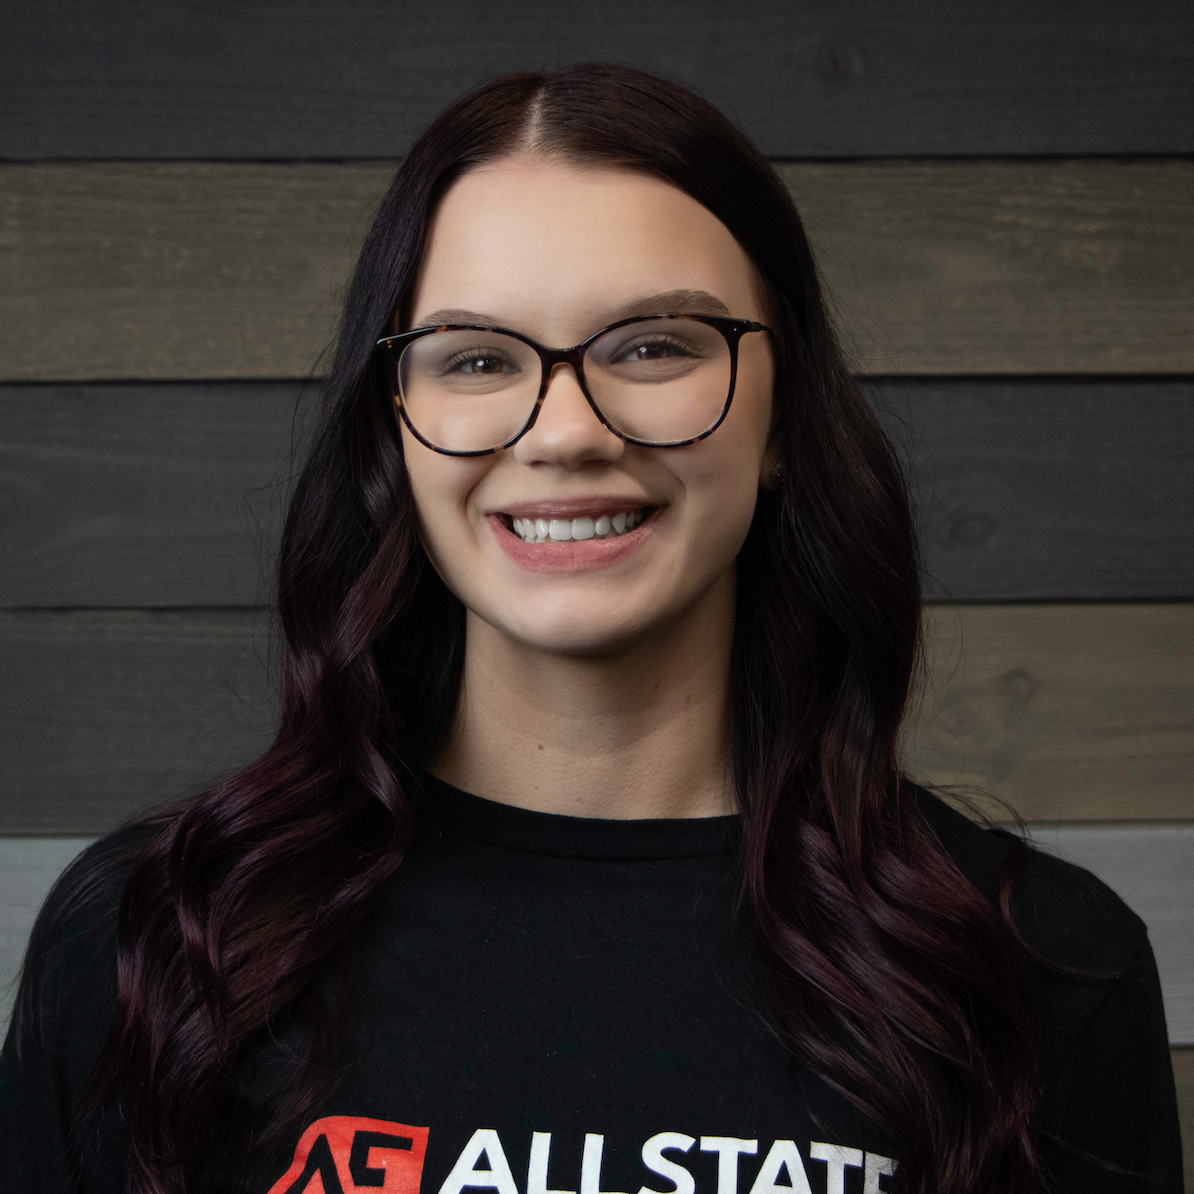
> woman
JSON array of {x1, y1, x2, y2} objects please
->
[{"x1": 1, "y1": 64, "x2": 1181, "y2": 1194}]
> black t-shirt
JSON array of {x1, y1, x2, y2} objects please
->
[{"x1": 0, "y1": 779, "x2": 1183, "y2": 1192}]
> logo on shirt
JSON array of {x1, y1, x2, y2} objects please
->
[
  {"x1": 268, "y1": 1117, "x2": 429, "y2": 1194},
  {"x1": 268, "y1": 1121, "x2": 895, "y2": 1194}
]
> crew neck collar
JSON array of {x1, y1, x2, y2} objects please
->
[{"x1": 416, "y1": 774, "x2": 741, "y2": 861}]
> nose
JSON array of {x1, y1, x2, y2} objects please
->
[{"x1": 511, "y1": 362, "x2": 624, "y2": 469}]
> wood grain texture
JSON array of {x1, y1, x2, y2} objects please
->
[
  {"x1": 1, "y1": 604, "x2": 1190, "y2": 833},
  {"x1": 0, "y1": 382, "x2": 307, "y2": 606},
  {"x1": 2, "y1": 161, "x2": 1190, "y2": 380},
  {"x1": 869, "y1": 377, "x2": 1194, "y2": 601},
  {"x1": 2, "y1": 379, "x2": 1190, "y2": 608},
  {"x1": 1, "y1": 0, "x2": 1190, "y2": 159},
  {"x1": 910, "y1": 604, "x2": 1194, "y2": 821},
  {"x1": 0, "y1": 609, "x2": 276, "y2": 834},
  {"x1": 782, "y1": 161, "x2": 1194, "y2": 374},
  {"x1": 0, "y1": 163, "x2": 386, "y2": 381}
]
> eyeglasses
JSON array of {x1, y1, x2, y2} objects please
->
[{"x1": 375, "y1": 313, "x2": 772, "y2": 457}]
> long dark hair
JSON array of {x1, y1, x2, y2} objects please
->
[{"x1": 18, "y1": 64, "x2": 1040, "y2": 1193}]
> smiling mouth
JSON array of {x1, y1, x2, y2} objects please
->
[{"x1": 504, "y1": 507, "x2": 653, "y2": 544}]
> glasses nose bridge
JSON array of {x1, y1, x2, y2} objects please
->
[
  {"x1": 517, "y1": 341, "x2": 616, "y2": 449},
  {"x1": 536, "y1": 342, "x2": 589, "y2": 391}
]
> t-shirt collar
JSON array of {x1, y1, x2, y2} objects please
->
[{"x1": 415, "y1": 773, "x2": 741, "y2": 861}]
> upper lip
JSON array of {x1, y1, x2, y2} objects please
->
[{"x1": 490, "y1": 497, "x2": 655, "y2": 519}]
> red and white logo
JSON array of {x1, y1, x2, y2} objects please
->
[{"x1": 267, "y1": 1117, "x2": 430, "y2": 1194}]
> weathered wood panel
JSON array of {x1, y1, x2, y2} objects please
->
[
  {"x1": 0, "y1": 382, "x2": 305, "y2": 607},
  {"x1": 910, "y1": 604, "x2": 1194, "y2": 821},
  {"x1": 785, "y1": 161, "x2": 1194, "y2": 374},
  {"x1": 1, "y1": 0, "x2": 1190, "y2": 159},
  {"x1": 868, "y1": 378, "x2": 1194, "y2": 602},
  {"x1": 2, "y1": 379, "x2": 1191, "y2": 608},
  {"x1": 0, "y1": 163, "x2": 386, "y2": 381},
  {"x1": 1, "y1": 605, "x2": 1190, "y2": 833},
  {"x1": 2, "y1": 162, "x2": 1190, "y2": 380},
  {"x1": 0, "y1": 610, "x2": 275, "y2": 835}
]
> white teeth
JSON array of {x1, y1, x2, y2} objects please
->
[{"x1": 509, "y1": 508, "x2": 648, "y2": 543}]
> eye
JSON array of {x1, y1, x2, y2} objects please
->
[
  {"x1": 440, "y1": 348, "x2": 521, "y2": 377},
  {"x1": 612, "y1": 335, "x2": 700, "y2": 364}
]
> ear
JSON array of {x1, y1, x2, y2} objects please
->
[{"x1": 758, "y1": 438, "x2": 783, "y2": 491}]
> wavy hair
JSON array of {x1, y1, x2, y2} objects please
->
[{"x1": 17, "y1": 63, "x2": 1040, "y2": 1193}]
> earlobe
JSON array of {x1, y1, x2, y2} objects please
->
[{"x1": 759, "y1": 443, "x2": 784, "y2": 491}]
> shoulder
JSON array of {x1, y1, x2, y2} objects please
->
[
  {"x1": 907, "y1": 783, "x2": 1148, "y2": 974},
  {"x1": 907, "y1": 784, "x2": 1165, "y2": 1082},
  {"x1": 13, "y1": 822, "x2": 161, "y2": 1052}
]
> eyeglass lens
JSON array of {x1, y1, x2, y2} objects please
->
[{"x1": 396, "y1": 318, "x2": 733, "y2": 453}]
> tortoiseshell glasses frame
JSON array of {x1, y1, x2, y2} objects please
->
[{"x1": 375, "y1": 312, "x2": 773, "y2": 457}]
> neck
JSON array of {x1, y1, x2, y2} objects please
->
[{"x1": 432, "y1": 574, "x2": 736, "y2": 820}]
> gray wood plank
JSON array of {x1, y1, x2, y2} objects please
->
[
  {"x1": 3, "y1": 162, "x2": 1190, "y2": 380},
  {"x1": 3, "y1": 379, "x2": 1190, "y2": 608},
  {"x1": 869, "y1": 378, "x2": 1194, "y2": 602},
  {"x1": 0, "y1": 610, "x2": 276, "y2": 834},
  {"x1": 0, "y1": 382, "x2": 305, "y2": 606},
  {"x1": 782, "y1": 161, "x2": 1194, "y2": 375},
  {"x1": 0, "y1": 0, "x2": 1190, "y2": 159},
  {"x1": 910, "y1": 604, "x2": 1194, "y2": 822}
]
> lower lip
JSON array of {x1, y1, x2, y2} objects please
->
[{"x1": 491, "y1": 511, "x2": 658, "y2": 572}]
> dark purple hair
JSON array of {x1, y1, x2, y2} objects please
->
[{"x1": 19, "y1": 64, "x2": 1040, "y2": 1193}]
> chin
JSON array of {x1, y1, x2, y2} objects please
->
[{"x1": 494, "y1": 607, "x2": 657, "y2": 658}]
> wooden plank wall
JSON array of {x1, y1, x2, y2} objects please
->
[{"x1": 1, "y1": 0, "x2": 1191, "y2": 1175}]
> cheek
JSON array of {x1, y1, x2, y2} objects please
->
[
  {"x1": 681, "y1": 366, "x2": 773, "y2": 559},
  {"x1": 401, "y1": 431, "x2": 488, "y2": 569}
]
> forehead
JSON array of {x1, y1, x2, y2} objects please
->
[{"x1": 408, "y1": 156, "x2": 762, "y2": 339}]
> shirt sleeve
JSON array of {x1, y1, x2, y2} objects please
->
[
  {"x1": 1038, "y1": 937, "x2": 1184, "y2": 1193},
  {"x1": 0, "y1": 884, "x2": 127, "y2": 1193}
]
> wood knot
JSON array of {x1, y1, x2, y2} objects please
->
[{"x1": 999, "y1": 669, "x2": 1038, "y2": 703}]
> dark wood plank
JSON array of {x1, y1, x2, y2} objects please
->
[
  {"x1": 0, "y1": 0, "x2": 1190, "y2": 159},
  {"x1": 0, "y1": 382, "x2": 306, "y2": 606},
  {"x1": 2, "y1": 162, "x2": 1190, "y2": 380},
  {"x1": 910, "y1": 604, "x2": 1194, "y2": 822},
  {"x1": 0, "y1": 610, "x2": 275, "y2": 835},
  {"x1": 3, "y1": 379, "x2": 1189, "y2": 608},
  {"x1": 1, "y1": 605, "x2": 1190, "y2": 834},
  {"x1": 869, "y1": 378, "x2": 1194, "y2": 601}
]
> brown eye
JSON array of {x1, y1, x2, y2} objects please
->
[
  {"x1": 438, "y1": 347, "x2": 522, "y2": 378},
  {"x1": 459, "y1": 354, "x2": 513, "y2": 375},
  {"x1": 615, "y1": 337, "x2": 696, "y2": 364}
]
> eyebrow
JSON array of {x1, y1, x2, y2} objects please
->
[{"x1": 415, "y1": 289, "x2": 732, "y2": 333}]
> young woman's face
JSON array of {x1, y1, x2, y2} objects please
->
[{"x1": 402, "y1": 156, "x2": 776, "y2": 655}]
